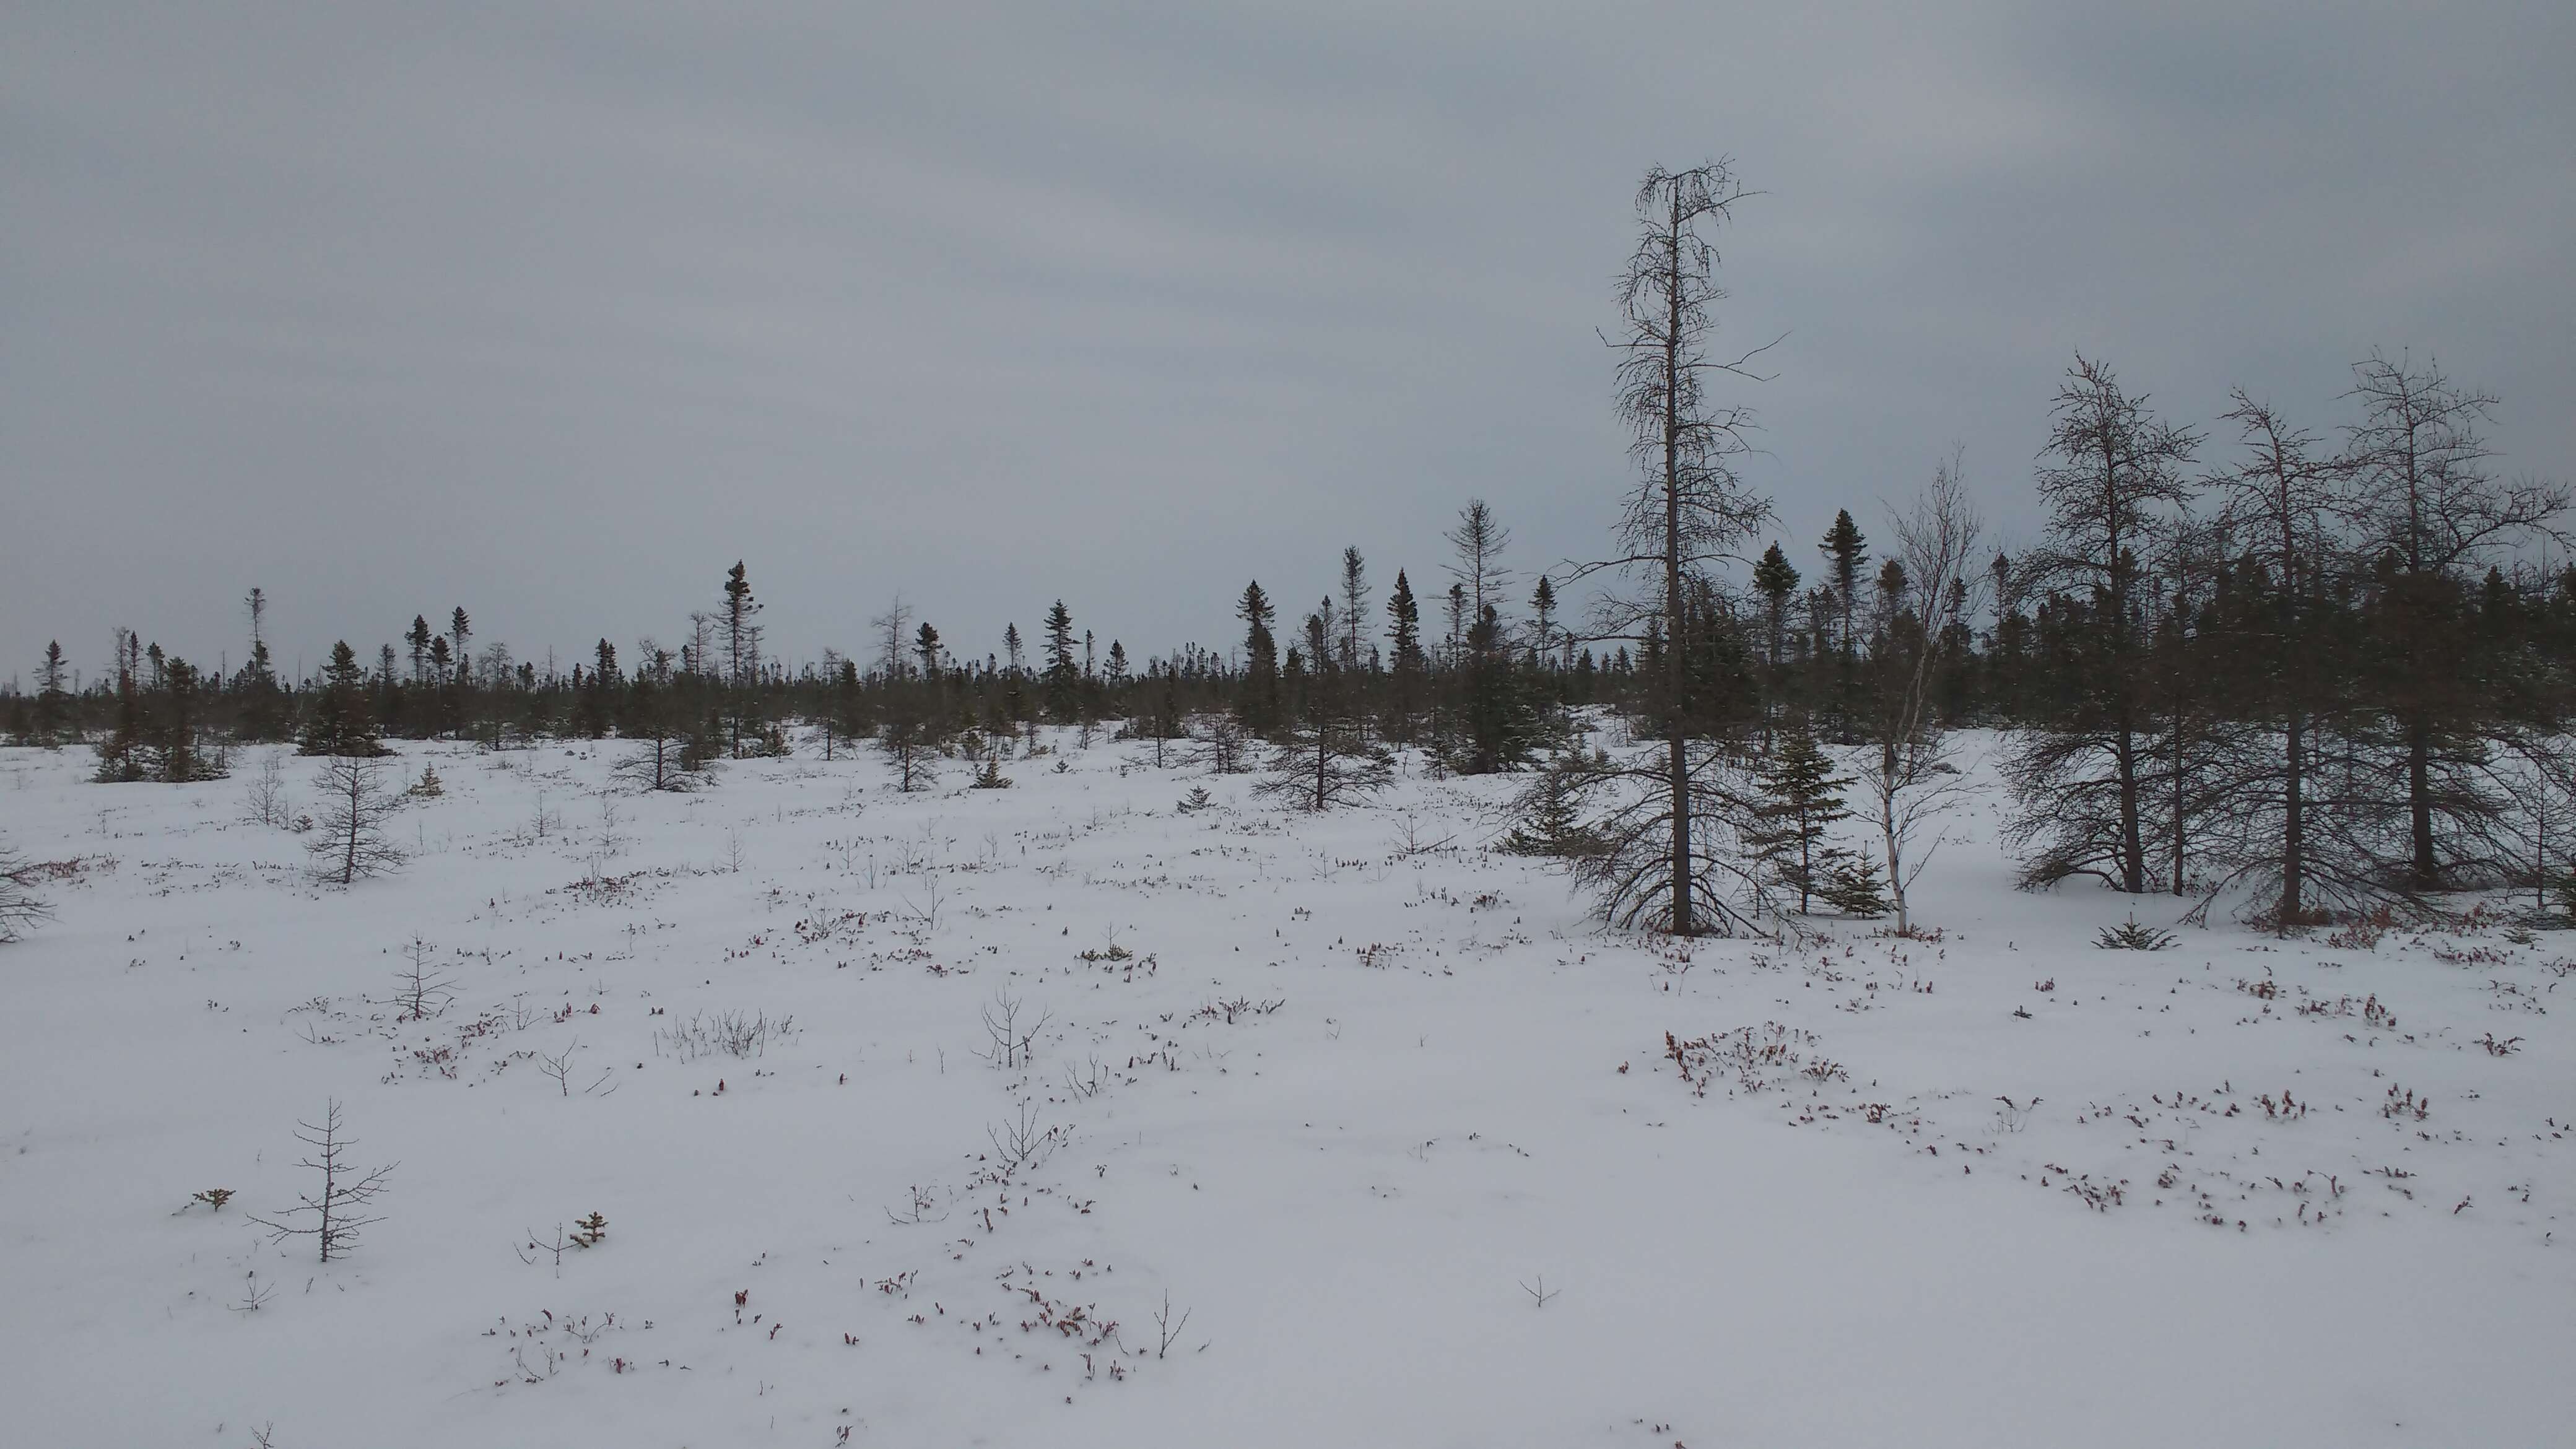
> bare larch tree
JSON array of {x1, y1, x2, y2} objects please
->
[
  {"x1": 1561, "y1": 159, "x2": 1777, "y2": 935},
  {"x1": 250, "y1": 1099, "x2": 395, "y2": 1263}
]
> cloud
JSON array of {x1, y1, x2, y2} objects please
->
[{"x1": 4, "y1": 1, "x2": 2569, "y2": 676}]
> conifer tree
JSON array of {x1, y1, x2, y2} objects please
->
[
  {"x1": 150, "y1": 656, "x2": 224, "y2": 781},
  {"x1": 1819, "y1": 510, "x2": 1868, "y2": 739},
  {"x1": 32, "y1": 642, "x2": 69, "y2": 748},
  {"x1": 94, "y1": 627, "x2": 147, "y2": 781},
  {"x1": 1555, "y1": 160, "x2": 1776, "y2": 936},
  {"x1": 1445, "y1": 498, "x2": 1514, "y2": 622},
  {"x1": 2342, "y1": 351, "x2": 2567, "y2": 888},
  {"x1": 718, "y1": 563, "x2": 765, "y2": 756},
  {"x1": 1338, "y1": 547, "x2": 1371, "y2": 671},
  {"x1": 2004, "y1": 354, "x2": 2200, "y2": 894},
  {"x1": 1147, "y1": 666, "x2": 1184, "y2": 768},
  {"x1": 1385, "y1": 570, "x2": 1426, "y2": 740},
  {"x1": 825, "y1": 657, "x2": 863, "y2": 759},
  {"x1": 1454, "y1": 604, "x2": 1540, "y2": 774},
  {"x1": 1236, "y1": 581, "x2": 1279, "y2": 734},
  {"x1": 1528, "y1": 575, "x2": 1560, "y2": 669},
  {"x1": 449, "y1": 609, "x2": 472, "y2": 687},
  {"x1": 230, "y1": 588, "x2": 289, "y2": 741},
  {"x1": 299, "y1": 642, "x2": 390, "y2": 757},
  {"x1": 1503, "y1": 754, "x2": 1606, "y2": 858},
  {"x1": 2191, "y1": 391, "x2": 2364, "y2": 923},
  {"x1": 1751, "y1": 542, "x2": 1799, "y2": 746},
  {"x1": 1042, "y1": 600, "x2": 1079, "y2": 724},
  {"x1": 913, "y1": 622, "x2": 942, "y2": 679},
  {"x1": 406, "y1": 615, "x2": 433, "y2": 686},
  {"x1": 308, "y1": 752, "x2": 405, "y2": 885},
  {"x1": 1255, "y1": 649, "x2": 1392, "y2": 809},
  {"x1": 1746, "y1": 726, "x2": 1853, "y2": 914},
  {"x1": 615, "y1": 645, "x2": 705, "y2": 791},
  {"x1": 578, "y1": 639, "x2": 619, "y2": 738}
]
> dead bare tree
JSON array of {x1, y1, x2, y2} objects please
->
[
  {"x1": 307, "y1": 754, "x2": 406, "y2": 886},
  {"x1": 1560, "y1": 159, "x2": 1778, "y2": 935},
  {"x1": 249, "y1": 1099, "x2": 394, "y2": 1263},
  {"x1": 1858, "y1": 453, "x2": 1983, "y2": 934}
]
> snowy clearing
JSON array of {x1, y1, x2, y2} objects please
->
[{"x1": 2, "y1": 730, "x2": 2570, "y2": 1447}]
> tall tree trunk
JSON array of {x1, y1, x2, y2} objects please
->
[
  {"x1": 2115, "y1": 712, "x2": 2144, "y2": 894},
  {"x1": 2170, "y1": 710, "x2": 2187, "y2": 895},
  {"x1": 1663, "y1": 198, "x2": 1693, "y2": 937},
  {"x1": 2408, "y1": 717, "x2": 2437, "y2": 886},
  {"x1": 2282, "y1": 705, "x2": 2305, "y2": 924}
]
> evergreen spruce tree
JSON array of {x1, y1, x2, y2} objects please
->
[
  {"x1": 1042, "y1": 600, "x2": 1079, "y2": 724},
  {"x1": 1236, "y1": 581, "x2": 1279, "y2": 734},
  {"x1": 1338, "y1": 547, "x2": 1371, "y2": 671},
  {"x1": 1819, "y1": 510, "x2": 1868, "y2": 740},
  {"x1": 1745, "y1": 725, "x2": 1854, "y2": 913},
  {"x1": 94, "y1": 629, "x2": 147, "y2": 781},
  {"x1": 1385, "y1": 570, "x2": 1426, "y2": 741},
  {"x1": 827, "y1": 657, "x2": 863, "y2": 759},
  {"x1": 449, "y1": 609, "x2": 472, "y2": 687},
  {"x1": 1503, "y1": 754, "x2": 1606, "y2": 858},
  {"x1": 1528, "y1": 575, "x2": 1560, "y2": 669},
  {"x1": 232, "y1": 588, "x2": 289, "y2": 741},
  {"x1": 579, "y1": 639, "x2": 619, "y2": 738},
  {"x1": 719, "y1": 562, "x2": 764, "y2": 756},
  {"x1": 406, "y1": 615, "x2": 433, "y2": 687},
  {"x1": 298, "y1": 642, "x2": 389, "y2": 757},
  {"x1": 1751, "y1": 542, "x2": 1800, "y2": 746},
  {"x1": 32, "y1": 641, "x2": 69, "y2": 748},
  {"x1": 1455, "y1": 604, "x2": 1539, "y2": 774}
]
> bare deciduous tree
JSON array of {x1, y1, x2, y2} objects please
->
[{"x1": 1858, "y1": 453, "x2": 1983, "y2": 935}]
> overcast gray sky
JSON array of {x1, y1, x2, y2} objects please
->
[{"x1": 7, "y1": 1, "x2": 2571, "y2": 682}]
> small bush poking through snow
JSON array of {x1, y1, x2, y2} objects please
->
[
  {"x1": 2095, "y1": 916, "x2": 2175, "y2": 951},
  {"x1": 652, "y1": 1009, "x2": 794, "y2": 1063}
]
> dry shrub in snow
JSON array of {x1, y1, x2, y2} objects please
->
[
  {"x1": 653, "y1": 1008, "x2": 794, "y2": 1062},
  {"x1": 0, "y1": 838, "x2": 51, "y2": 943}
]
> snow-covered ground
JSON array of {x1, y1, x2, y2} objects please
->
[{"x1": 2, "y1": 729, "x2": 2570, "y2": 1447}]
